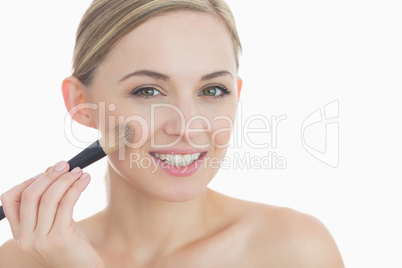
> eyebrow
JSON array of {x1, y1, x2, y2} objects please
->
[
  {"x1": 118, "y1": 70, "x2": 234, "y2": 83},
  {"x1": 200, "y1": 70, "x2": 233, "y2": 81},
  {"x1": 119, "y1": 70, "x2": 169, "y2": 82}
]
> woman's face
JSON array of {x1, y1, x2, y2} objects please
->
[{"x1": 85, "y1": 11, "x2": 239, "y2": 201}]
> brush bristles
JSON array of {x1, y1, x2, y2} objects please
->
[{"x1": 99, "y1": 124, "x2": 134, "y2": 155}]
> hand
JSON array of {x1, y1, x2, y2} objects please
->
[{"x1": 0, "y1": 161, "x2": 104, "y2": 268}]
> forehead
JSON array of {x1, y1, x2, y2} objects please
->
[{"x1": 98, "y1": 10, "x2": 237, "y2": 81}]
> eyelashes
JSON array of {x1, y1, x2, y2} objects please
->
[
  {"x1": 131, "y1": 87, "x2": 161, "y2": 99},
  {"x1": 198, "y1": 85, "x2": 231, "y2": 99},
  {"x1": 130, "y1": 84, "x2": 232, "y2": 100}
]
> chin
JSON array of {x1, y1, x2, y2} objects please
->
[
  {"x1": 133, "y1": 171, "x2": 209, "y2": 203},
  {"x1": 153, "y1": 182, "x2": 209, "y2": 202}
]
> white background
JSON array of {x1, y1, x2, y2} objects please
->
[{"x1": 0, "y1": 1, "x2": 401, "y2": 267}]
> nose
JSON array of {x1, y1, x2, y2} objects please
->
[{"x1": 163, "y1": 100, "x2": 210, "y2": 141}]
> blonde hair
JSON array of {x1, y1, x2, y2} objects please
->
[{"x1": 72, "y1": 0, "x2": 242, "y2": 85}]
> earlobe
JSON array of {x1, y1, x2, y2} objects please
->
[
  {"x1": 237, "y1": 77, "x2": 243, "y2": 99},
  {"x1": 61, "y1": 76, "x2": 96, "y2": 129}
]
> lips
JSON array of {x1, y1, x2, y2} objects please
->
[{"x1": 148, "y1": 149, "x2": 207, "y2": 176}]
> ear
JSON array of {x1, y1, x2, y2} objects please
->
[
  {"x1": 61, "y1": 76, "x2": 96, "y2": 129},
  {"x1": 237, "y1": 77, "x2": 243, "y2": 99}
]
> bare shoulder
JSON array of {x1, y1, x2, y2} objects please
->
[
  {"x1": 208, "y1": 191, "x2": 344, "y2": 267},
  {"x1": 241, "y1": 202, "x2": 345, "y2": 268},
  {"x1": 0, "y1": 239, "x2": 43, "y2": 268}
]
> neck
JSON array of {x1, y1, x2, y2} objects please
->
[{"x1": 101, "y1": 164, "x2": 216, "y2": 258}]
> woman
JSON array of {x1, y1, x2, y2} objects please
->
[{"x1": 0, "y1": 0, "x2": 344, "y2": 267}]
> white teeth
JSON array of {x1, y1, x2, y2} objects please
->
[
  {"x1": 153, "y1": 153, "x2": 203, "y2": 167},
  {"x1": 183, "y1": 154, "x2": 191, "y2": 163}
]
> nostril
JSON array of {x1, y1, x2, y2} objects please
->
[{"x1": 163, "y1": 119, "x2": 185, "y2": 136}]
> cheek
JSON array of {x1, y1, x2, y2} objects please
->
[
  {"x1": 210, "y1": 115, "x2": 235, "y2": 148},
  {"x1": 123, "y1": 113, "x2": 151, "y2": 147},
  {"x1": 98, "y1": 103, "x2": 152, "y2": 147},
  {"x1": 209, "y1": 103, "x2": 237, "y2": 149}
]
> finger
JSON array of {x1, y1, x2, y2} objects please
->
[
  {"x1": 45, "y1": 166, "x2": 53, "y2": 173},
  {"x1": 0, "y1": 173, "x2": 43, "y2": 238},
  {"x1": 35, "y1": 167, "x2": 83, "y2": 235},
  {"x1": 19, "y1": 161, "x2": 69, "y2": 236},
  {"x1": 53, "y1": 173, "x2": 91, "y2": 230}
]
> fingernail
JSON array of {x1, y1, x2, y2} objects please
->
[
  {"x1": 54, "y1": 161, "x2": 68, "y2": 171},
  {"x1": 71, "y1": 167, "x2": 81, "y2": 174},
  {"x1": 80, "y1": 173, "x2": 89, "y2": 180}
]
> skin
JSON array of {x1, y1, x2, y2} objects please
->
[{"x1": 0, "y1": 11, "x2": 344, "y2": 268}]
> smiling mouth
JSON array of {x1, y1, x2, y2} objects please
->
[{"x1": 150, "y1": 152, "x2": 206, "y2": 167}]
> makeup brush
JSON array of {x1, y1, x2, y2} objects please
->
[{"x1": 0, "y1": 124, "x2": 134, "y2": 221}]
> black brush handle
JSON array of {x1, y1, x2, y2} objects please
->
[
  {"x1": 67, "y1": 140, "x2": 106, "y2": 170},
  {"x1": 0, "y1": 206, "x2": 4, "y2": 221},
  {"x1": 0, "y1": 140, "x2": 107, "y2": 221}
]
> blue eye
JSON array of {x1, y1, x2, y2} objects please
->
[
  {"x1": 132, "y1": 87, "x2": 161, "y2": 98},
  {"x1": 200, "y1": 85, "x2": 231, "y2": 98}
]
